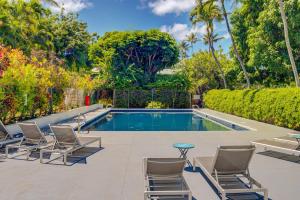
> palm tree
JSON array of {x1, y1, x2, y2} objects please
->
[
  {"x1": 219, "y1": 0, "x2": 251, "y2": 88},
  {"x1": 203, "y1": 30, "x2": 224, "y2": 53},
  {"x1": 41, "y1": 0, "x2": 59, "y2": 7},
  {"x1": 186, "y1": 33, "x2": 198, "y2": 54},
  {"x1": 203, "y1": 27, "x2": 228, "y2": 89},
  {"x1": 190, "y1": 0, "x2": 228, "y2": 88},
  {"x1": 278, "y1": 0, "x2": 300, "y2": 87},
  {"x1": 178, "y1": 41, "x2": 190, "y2": 59}
]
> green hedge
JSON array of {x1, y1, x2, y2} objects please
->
[{"x1": 204, "y1": 88, "x2": 300, "y2": 130}]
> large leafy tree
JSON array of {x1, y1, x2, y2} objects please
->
[
  {"x1": 0, "y1": 0, "x2": 55, "y2": 54},
  {"x1": 231, "y1": 0, "x2": 300, "y2": 86},
  {"x1": 230, "y1": 0, "x2": 265, "y2": 63},
  {"x1": 52, "y1": 12, "x2": 96, "y2": 71},
  {"x1": 0, "y1": 0, "x2": 95, "y2": 70},
  {"x1": 89, "y1": 30, "x2": 179, "y2": 88},
  {"x1": 176, "y1": 51, "x2": 236, "y2": 95}
]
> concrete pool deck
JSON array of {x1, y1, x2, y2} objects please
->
[{"x1": 0, "y1": 108, "x2": 299, "y2": 200}]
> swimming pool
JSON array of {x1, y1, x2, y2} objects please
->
[{"x1": 84, "y1": 110, "x2": 231, "y2": 131}]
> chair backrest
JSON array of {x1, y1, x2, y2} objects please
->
[
  {"x1": 211, "y1": 145, "x2": 255, "y2": 175},
  {"x1": 18, "y1": 122, "x2": 46, "y2": 143},
  {"x1": 0, "y1": 120, "x2": 10, "y2": 140},
  {"x1": 50, "y1": 125, "x2": 80, "y2": 147},
  {"x1": 144, "y1": 158, "x2": 186, "y2": 177}
]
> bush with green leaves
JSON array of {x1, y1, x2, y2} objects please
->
[
  {"x1": 0, "y1": 46, "x2": 100, "y2": 123},
  {"x1": 146, "y1": 101, "x2": 167, "y2": 109},
  {"x1": 204, "y1": 88, "x2": 300, "y2": 130},
  {"x1": 98, "y1": 98, "x2": 113, "y2": 108}
]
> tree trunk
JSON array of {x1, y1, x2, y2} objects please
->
[
  {"x1": 278, "y1": 0, "x2": 300, "y2": 87},
  {"x1": 221, "y1": 0, "x2": 250, "y2": 88},
  {"x1": 210, "y1": 42, "x2": 228, "y2": 89}
]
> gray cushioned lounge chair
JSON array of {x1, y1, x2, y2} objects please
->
[
  {"x1": 193, "y1": 145, "x2": 268, "y2": 200},
  {"x1": 0, "y1": 120, "x2": 22, "y2": 149},
  {"x1": 40, "y1": 125, "x2": 101, "y2": 165},
  {"x1": 6, "y1": 121, "x2": 54, "y2": 160},
  {"x1": 143, "y1": 158, "x2": 192, "y2": 200}
]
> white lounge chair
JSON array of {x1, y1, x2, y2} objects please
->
[
  {"x1": 143, "y1": 158, "x2": 192, "y2": 200},
  {"x1": 252, "y1": 137, "x2": 300, "y2": 156},
  {"x1": 40, "y1": 125, "x2": 101, "y2": 165},
  {"x1": 6, "y1": 121, "x2": 54, "y2": 160},
  {"x1": 193, "y1": 145, "x2": 268, "y2": 200}
]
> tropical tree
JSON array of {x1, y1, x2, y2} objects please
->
[
  {"x1": 0, "y1": 0, "x2": 55, "y2": 54},
  {"x1": 52, "y1": 13, "x2": 96, "y2": 71},
  {"x1": 175, "y1": 50, "x2": 237, "y2": 103},
  {"x1": 218, "y1": 0, "x2": 251, "y2": 88},
  {"x1": 203, "y1": 30, "x2": 228, "y2": 89},
  {"x1": 186, "y1": 33, "x2": 198, "y2": 54},
  {"x1": 278, "y1": 0, "x2": 300, "y2": 87},
  {"x1": 190, "y1": 0, "x2": 228, "y2": 88},
  {"x1": 231, "y1": 0, "x2": 300, "y2": 87},
  {"x1": 89, "y1": 30, "x2": 180, "y2": 88},
  {"x1": 178, "y1": 41, "x2": 190, "y2": 59}
]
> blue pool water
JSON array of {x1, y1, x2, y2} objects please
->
[{"x1": 86, "y1": 112, "x2": 229, "y2": 131}]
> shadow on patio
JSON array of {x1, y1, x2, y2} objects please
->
[
  {"x1": 185, "y1": 167, "x2": 271, "y2": 200},
  {"x1": 4, "y1": 147, "x2": 104, "y2": 166},
  {"x1": 257, "y1": 150, "x2": 300, "y2": 164}
]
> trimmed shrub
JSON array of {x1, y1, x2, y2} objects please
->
[
  {"x1": 204, "y1": 89, "x2": 300, "y2": 130},
  {"x1": 146, "y1": 101, "x2": 167, "y2": 109},
  {"x1": 98, "y1": 98, "x2": 113, "y2": 108}
]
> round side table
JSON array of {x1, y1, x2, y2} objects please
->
[
  {"x1": 290, "y1": 134, "x2": 300, "y2": 146},
  {"x1": 173, "y1": 143, "x2": 195, "y2": 166}
]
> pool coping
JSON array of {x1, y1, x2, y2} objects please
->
[{"x1": 193, "y1": 109, "x2": 254, "y2": 131}]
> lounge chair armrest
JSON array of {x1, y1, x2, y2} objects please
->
[{"x1": 248, "y1": 176, "x2": 264, "y2": 188}]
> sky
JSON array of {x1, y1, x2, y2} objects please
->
[{"x1": 49, "y1": 0, "x2": 234, "y2": 54}]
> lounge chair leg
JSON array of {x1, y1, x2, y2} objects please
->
[
  {"x1": 40, "y1": 150, "x2": 43, "y2": 164},
  {"x1": 63, "y1": 153, "x2": 67, "y2": 165},
  {"x1": 144, "y1": 192, "x2": 148, "y2": 200},
  {"x1": 99, "y1": 138, "x2": 101, "y2": 148},
  {"x1": 221, "y1": 192, "x2": 226, "y2": 200},
  {"x1": 26, "y1": 150, "x2": 30, "y2": 160},
  {"x1": 188, "y1": 192, "x2": 192, "y2": 200},
  {"x1": 264, "y1": 190, "x2": 268, "y2": 200},
  {"x1": 193, "y1": 159, "x2": 196, "y2": 171},
  {"x1": 5, "y1": 146, "x2": 9, "y2": 158}
]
